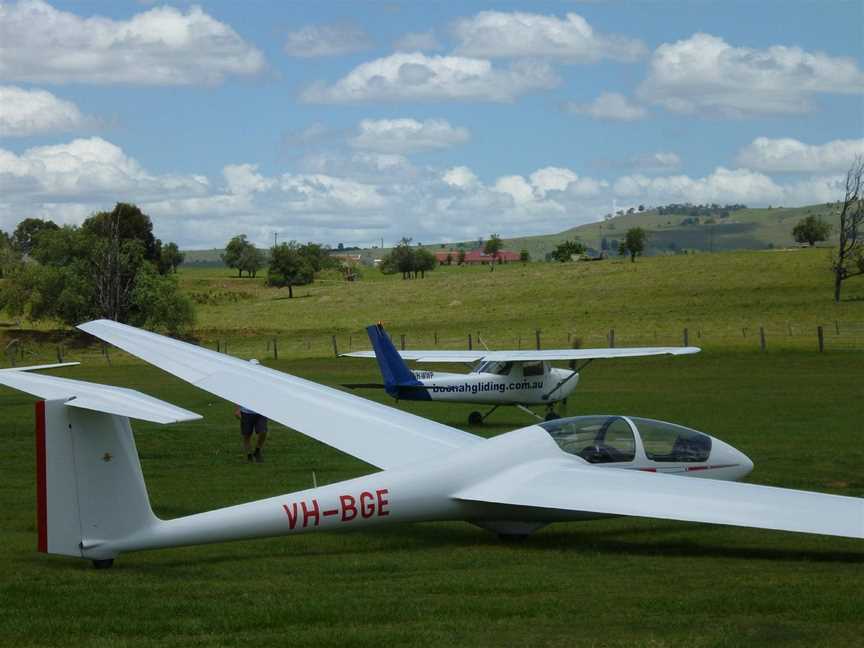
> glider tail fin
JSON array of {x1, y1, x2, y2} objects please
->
[
  {"x1": 36, "y1": 399, "x2": 157, "y2": 560},
  {"x1": 365, "y1": 324, "x2": 422, "y2": 397}
]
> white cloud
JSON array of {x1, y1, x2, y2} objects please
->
[
  {"x1": 442, "y1": 166, "x2": 479, "y2": 189},
  {"x1": 394, "y1": 31, "x2": 442, "y2": 52},
  {"x1": 283, "y1": 23, "x2": 373, "y2": 58},
  {"x1": 0, "y1": 137, "x2": 209, "y2": 201},
  {"x1": 0, "y1": 86, "x2": 94, "y2": 137},
  {"x1": 300, "y1": 52, "x2": 559, "y2": 103},
  {"x1": 736, "y1": 137, "x2": 864, "y2": 173},
  {"x1": 349, "y1": 118, "x2": 469, "y2": 154},
  {"x1": 452, "y1": 11, "x2": 646, "y2": 63},
  {"x1": 530, "y1": 167, "x2": 578, "y2": 195},
  {"x1": 0, "y1": 0, "x2": 265, "y2": 85},
  {"x1": 565, "y1": 92, "x2": 646, "y2": 121},
  {"x1": 638, "y1": 33, "x2": 864, "y2": 117}
]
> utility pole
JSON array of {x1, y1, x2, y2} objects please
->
[{"x1": 274, "y1": 232, "x2": 278, "y2": 247}]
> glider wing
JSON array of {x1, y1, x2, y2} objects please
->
[
  {"x1": 455, "y1": 460, "x2": 864, "y2": 539},
  {"x1": 78, "y1": 320, "x2": 483, "y2": 469}
]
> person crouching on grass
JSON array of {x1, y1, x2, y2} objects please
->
[{"x1": 235, "y1": 358, "x2": 268, "y2": 463}]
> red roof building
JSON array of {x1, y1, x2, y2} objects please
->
[{"x1": 434, "y1": 249, "x2": 521, "y2": 264}]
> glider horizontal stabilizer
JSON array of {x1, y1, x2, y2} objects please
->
[{"x1": 0, "y1": 371, "x2": 201, "y2": 424}]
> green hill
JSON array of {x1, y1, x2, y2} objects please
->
[{"x1": 182, "y1": 203, "x2": 839, "y2": 264}]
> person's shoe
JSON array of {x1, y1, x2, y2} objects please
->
[
  {"x1": 246, "y1": 453, "x2": 254, "y2": 463},
  {"x1": 253, "y1": 448, "x2": 263, "y2": 463}
]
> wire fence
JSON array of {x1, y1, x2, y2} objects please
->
[{"x1": 2, "y1": 320, "x2": 862, "y2": 369}]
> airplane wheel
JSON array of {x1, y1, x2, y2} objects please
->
[
  {"x1": 468, "y1": 411, "x2": 483, "y2": 425},
  {"x1": 92, "y1": 559, "x2": 114, "y2": 570},
  {"x1": 544, "y1": 412, "x2": 561, "y2": 421}
]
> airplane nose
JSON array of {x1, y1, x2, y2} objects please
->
[
  {"x1": 736, "y1": 448, "x2": 754, "y2": 479},
  {"x1": 711, "y1": 438, "x2": 754, "y2": 480}
]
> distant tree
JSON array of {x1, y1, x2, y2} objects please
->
[
  {"x1": 414, "y1": 248, "x2": 437, "y2": 278},
  {"x1": 386, "y1": 239, "x2": 416, "y2": 279},
  {"x1": 222, "y1": 235, "x2": 253, "y2": 277},
  {"x1": 483, "y1": 234, "x2": 503, "y2": 269},
  {"x1": 551, "y1": 239, "x2": 586, "y2": 262},
  {"x1": 457, "y1": 249, "x2": 466, "y2": 265},
  {"x1": 445, "y1": 252, "x2": 453, "y2": 266},
  {"x1": 267, "y1": 241, "x2": 314, "y2": 298},
  {"x1": 11, "y1": 218, "x2": 59, "y2": 255},
  {"x1": 239, "y1": 244, "x2": 265, "y2": 278},
  {"x1": 298, "y1": 242, "x2": 335, "y2": 272},
  {"x1": 0, "y1": 231, "x2": 20, "y2": 278},
  {"x1": 793, "y1": 215, "x2": 832, "y2": 246},
  {"x1": 160, "y1": 242, "x2": 185, "y2": 273},
  {"x1": 519, "y1": 248, "x2": 530, "y2": 264},
  {"x1": 619, "y1": 227, "x2": 647, "y2": 262},
  {"x1": 832, "y1": 157, "x2": 864, "y2": 302},
  {"x1": 638, "y1": 204, "x2": 645, "y2": 212}
]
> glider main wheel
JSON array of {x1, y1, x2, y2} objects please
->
[
  {"x1": 544, "y1": 411, "x2": 561, "y2": 421},
  {"x1": 468, "y1": 411, "x2": 483, "y2": 425},
  {"x1": 92, "y1": 559, "x2": 114, "y2": 570}
]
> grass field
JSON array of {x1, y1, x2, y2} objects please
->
[
  {"x1": 0, "y1": 247, "x2": 863, "y2": 646},
  {"x1": 1, "y1": 353, "x2": 862, "y2": 647}
]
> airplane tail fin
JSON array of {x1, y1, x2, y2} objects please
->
[
  {"x1": 36, "y1": 400, "x2": 158, "y2": 561},
  {"x1": 0, "y1": 371, "x2": 200, "y2": 564},
  {"x1": 365, "y1": 324, "x2": 422, "y2": 397}
]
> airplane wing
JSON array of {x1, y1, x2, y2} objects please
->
[
  {"x1": 343, "y1": 347, "x2": 700, "y2": 363},
  {"x1": 78, "y1": 320, "x2": 483, "y2": 469},
  {"x1": 0, "y1": 371, "x2": 200, "y2": 424},
  {"x1": 455, "y1": 460, "x2": 864, "y2": 539}
]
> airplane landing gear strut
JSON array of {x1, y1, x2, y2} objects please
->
[{"x1": 468, "y1": 405, "x2": 498, "y2": 425}]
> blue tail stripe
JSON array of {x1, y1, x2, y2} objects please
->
[{"x1": 366, "y1": 324, "x2": 422, "y2": 396}]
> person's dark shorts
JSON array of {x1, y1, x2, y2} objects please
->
[{"x1": 240, "y1": 412, "x2": 268, "y2": 436}]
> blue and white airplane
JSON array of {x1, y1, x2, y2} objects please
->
[{"x1": 343, "y1": 324, "x2": 700, "y2": 425}]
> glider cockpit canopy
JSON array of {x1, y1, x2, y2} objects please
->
[{"x1": 541, "y1": 415, "x2": 712, "y2": 465}]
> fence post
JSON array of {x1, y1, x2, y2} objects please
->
[
  {"x1": 683, "y1": 328, "x2": 689, "y2": 346},
  {"x1": 760, "y1": 326, "x2": 766, "y2": 352},
  {"x1": 468, "y1": 333, "x2": 472, "y2": 350},
  {"x1": 273, "y1": 338, "x2": 278, "y2": 361},
  {"x1": 400, "y1": 334, "x2": 406, "y2": 350},
  {"x1": 434, "y1": 331, "x2": 438, "y2": 346},
  {"x1": 535, "y1": 329, "x2": 541, "y2": 350},
  {"x1": 817, "y1": 326, "x2": 824, "y2": 353},
  {"x1": 609, "y1": 329, "x2": 615, "y2": 348},
  {"x1": 332, "y1": 336, "x2": 339, "y2": 357},
  {"x1": 517, "y1": 336, "x2": 521, "y2": 350},
  {"x1": 835, "y1": 320, "x2": 840, "y2": 335},
  {"x1": 56, "y1": 344, "x2": 64, "y2": 364},
  {"x1": 348, "y1": 335, "x2": 352, "y2": 352},
  {"x1": 216, "y1": 340, "x2": 221, "y2": 353},
  {"x1": 102, "y1": 342, "x2": 111, "y2": 366}
]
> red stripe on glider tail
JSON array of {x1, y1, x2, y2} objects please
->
[{"x1": 35, "y1": 400, "x2": 47, "y2": 553}]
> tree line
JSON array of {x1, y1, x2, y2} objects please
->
[{"x1": 0, "y1": 203, "x2": 193, "y2": 333}]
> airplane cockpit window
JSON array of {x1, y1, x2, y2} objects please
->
[
  {"x1": 476, "y1": 361, "x2": 513, "y2": 375},
  {"x1": 630, "y1": 417, "x2": 711, "y2": 462},
  {"x1": 523, "y1": 361, "x2": 545, "y2": 377},
  {"x1": 540, "y1": 416, "x2": 636, "y2": 464}
]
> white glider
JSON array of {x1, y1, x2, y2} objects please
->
[
  {"x1": 342, "y1": 324, "x2": 700, "y2": 424},
  {"x1": 0, "y1": 319, "x2": 858, "y2": 569}
]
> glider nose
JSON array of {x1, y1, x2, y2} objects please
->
[{"x1": 711, "y1": 438, "x2": 754, "y2": 481}]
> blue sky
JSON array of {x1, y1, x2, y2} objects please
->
[{"x1": 0, "y1": 0, "x2": 861, "y2": 249}]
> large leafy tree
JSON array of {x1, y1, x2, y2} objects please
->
[
  {"x1": 267, "y1": 241, "x2": 314, "y2": 298},
  {"x1": 832, "y1": 157, "x2": 864, "y2": 302},
  {"x1": 793, "y1": 216, "x2": 832, "y2": 246},
  {"x1": 483, "y1": 234, "x2": 503, "y2": 264},
  {"x1": 83, "y1": 203, "x2": 162, "y2": 263},
  {"x1": 414, "y1": 248, "x2": 437, "y2": 278}
]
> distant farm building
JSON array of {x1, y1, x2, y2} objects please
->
[{"x1": 435, "y1": 249, "x2": 521, "y2": 265}]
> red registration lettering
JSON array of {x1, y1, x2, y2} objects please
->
[
  {"x1": 360, "y1": 491, "x2": 375, "y2": 518},
  {"x1": 301, "y1": 499, "x2": 320, "y2": 527},
  {"x1": 340, "y1": 494, "x2": 357, "y2": 521},
  {"x1": 283, "y1": 503, "x2": 299, "y2": 530},
  {"x1": 376, "y1": 488, "x2": 390, "y2": 516}
]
